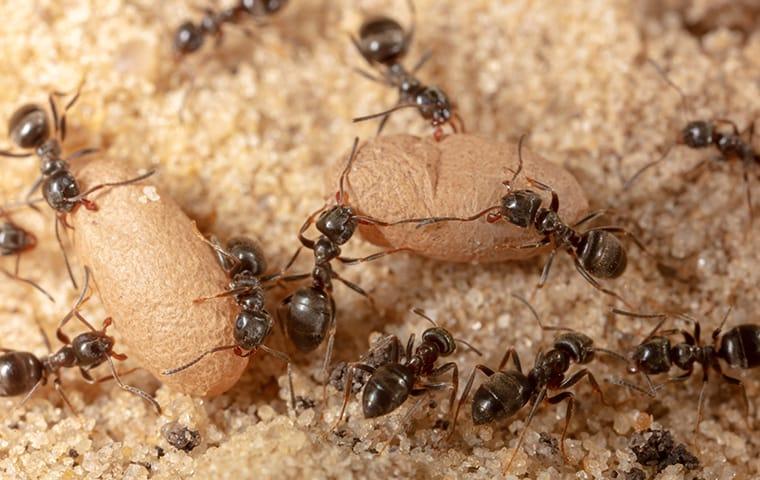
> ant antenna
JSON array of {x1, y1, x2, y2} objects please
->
[
  {"x1": 505, "y1": 134, "x2": 527, "y2": 190},
  {"x1": 647, "y1": 58, "x2": 691, "y2": 122},
  {"x1": 411, "y1": 307, "x2": 438, "y2": 326},
  {"x1": 57, "y1": 266, "x2": 95, "y2": 343},
  {"x1": 162, "y1": 344, "x2": 238, "y2": 375},
  {"x1": 0, "y1": 267, "x2": 54, "y2": 303},
  {"x1": 353, "y1": 103, "x2": 420, "y2": 123},
  {"x1": 511, "y1": 293, "x2": 574, "y2": 333},
  {"x1": 338, "y1": 137, "x2": 360, "y2": 205}
]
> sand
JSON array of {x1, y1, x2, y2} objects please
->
[{"x1": 0, "y1": 0, "x2": 758, "y2": 478}]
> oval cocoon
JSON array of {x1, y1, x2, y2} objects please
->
[
  {"x1": 325, "y1": 134, "x2": 589, "y2": 263},
  {"x1": 72, "y1": 158, "x2": 246, "y2": 396}
]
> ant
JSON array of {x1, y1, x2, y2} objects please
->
[
  {"x1": 0, "y1": 267, "x2": 161, "y2": 416},
  {"x1": 173, "y1": 0, "x2": 288, "y2": 57},
  {"x1": 409, "y1": 136, "x2": 647, "y2": 305},
  {"x1": 351, "y1": 0, "x2": 463, "y2": 140},
  {"x1": 332, "y1": 308, "x2": 481, "y2": 430},
  {"x1": 0, "y1": 210, "x2": 53, "y2": 302},
  {"x1": 0, "y1": 85, "x2": 155, "y2": 287},
  {"x1": 451, "y1": 294, "x2": 625, "y2": 474},
  {"x1": 162, "y1": 233, "x2": 304, "y2": 408},
  {"x1": 625, "y1": 59, "x2": 759, "y2": 222},
  {"x1": 610, "y1": 307, "x2": 758, "y2": 435},
  {"x1": 278, "y1": 138, "x2": 412, "y2": 388}
]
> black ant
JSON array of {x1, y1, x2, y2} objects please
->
[
  {"x1": 173, "y1": 0, "x2": 288, "y2": 57},
  {"x1": 0, "y1": 267, "x2": 161, "y2": 416},
  {"x1": 409, "y1": 136, "x2": 647, "y2": 305},
  {"x1": 351, "y1": 0, "x2": 463, "y2": 140},
  {"x1": 278, "y1": 138, "x2": 412, "y2": 387},
  {"x1": 451, "y1": 295, "x2": 625, "y2": 474},
  {"x1": 610, "y1": 307, "x2": 758, "y2": 435},
  {"x1": 332, "y1": 308, "x2": 480, "y2": 429},
  {"x1": 625, "y1": 59, "x2": 759, "y2": 222},
  {"x1": 0, "y1": 210, "x2": 53, "y2": 302},
  {"x1": 161, "y1": 233, "x2": 303, "y2": 408},
  {"x1": 0, "y1": 86, "x2": 155, "y2": 287}
]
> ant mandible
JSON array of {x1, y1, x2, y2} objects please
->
[
  {"x1": 0, "y1": 85, "x2": 155, "y2": 287},
  {"x1": 351, "y1": 0, "x2": 464, "y2": 140},
  {"x1": 0, "y1": 267, "x2": 161, "y2": 416},
  {"x1": 625, "y1": 59, "x2": 759, "y2": 223}
]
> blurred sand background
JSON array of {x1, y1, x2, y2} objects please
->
[{"x1": 0, "y1": 0, "x2": 759, "y2": 478}]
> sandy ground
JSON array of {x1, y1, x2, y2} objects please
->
[{"x1": 0, "y1": 0, "x2": 759, "y2": 478}]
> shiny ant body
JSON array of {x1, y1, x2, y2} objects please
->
[
  {"x1": 278, "y1": 138, "x2": 410, "y2": 385},
  {"x1": 162, "y1": 233, "x2": 301, "y2": 408},
  {"x1": 0, "y1": 211, "x2": 53, "y2": 302},
  {"x1": 452, "y1": 295, "x2": 623, "y2": 474},
  {"x1": 410, "y1": 136, "x2": 645, "y2": 304},
  {"x1": 0, "y1": 268, "x2": 160, "y2": 415},
  {"x1": 0, "y1": 87, "x2": 154, "y2": 287},
  {"x1": 333, "y1": 309, "x2": 480, "y2": 427},
  {"x1": 625, "y1": 60, "x2": 759, "y2": 222},
  {"x1": 173, "y1": 0, "x2": 288, "y2": 57},
  {"x1": 611, "y1": 307, "x2": 760, "y2": 433},
  {"x1": 351, "y1": 0, "x2": 462, "y2": 140}
]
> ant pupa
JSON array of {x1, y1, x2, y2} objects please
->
[
  {"x1": 408, "y1": 136, "x2": 647, "y2": 305},
  {"x1": 624, "y1": 59, "x2": 759, "y2": 223},
  {"x1": 0, "y1": 85, "x2": 155, "y2": 287},
  {"x1": 610, "y1": 306, "x2": 758, "y2": 435},
  {"x1": 332, "y1": 309, "x2": 481, "y2": 431},
  {"x1": 161, "y1": 233, "x2": 303, "y2": 408},
  {"x1": 451, "y1": 295, "x2": 626, "y2": 474},
  {"x1": 0, "y1": 209, "x2": 53, "y2": 302},
  {"x1": 278, "y1": 138, "x2": 413, "y2": 389},
  {"x1": 173, "y1": 0, "x2": 288, "y2": 58},
  {"x1": 0, "y1": 267, "x2": 161, "y2": 416},
  {"x1": 351, "y1": 0, "x2": 463, "y2": 140}
]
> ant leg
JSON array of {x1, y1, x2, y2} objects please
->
[
  {"x1": 405, "y1": 333, "x2": 416, "y2": 361},
  {"x1": 535, "y1": 248, "x2": 559, "y2": 292},
  {"x1": 497, "y1": 346, "x2": 522, "y2": 372},
  {"x1": 297, "y1": 206, "x2": 325, "y2": 250},
  {"x1": 331, "y1": 272, "x2": 376, "y2": 311},
  {"x1": 611, "y1": 309, "x2": 668, "y2": 342},
  {"x1": 572, "y1": 209, "x2": 609, "y2": 229},
  {"x1": 53, "y1": 80, "x2": 84, "y2": 142},
  {"x1": 742, "y1": 159, "x2": 754, "y2": 226},
  {"x1": 448, "y1": 364, "x2": 495, "y2": 439},
  {"x1": 623, "y1": 146, "x2": 674, "y2": 191},
  {"x1": 53, "y1": 376, "x2": 78, "y2": 415},
  {"x1": 558, "y1": 368, "x2": 609, "y2": 406},
  {"x1": 712, "y1": 306, "x2": 734, "y2": 341},
  {"x1": 714, "y1": 118, "x2": 740, "y2": 136},
  {"x1": 375, "y1": 111, "x2": 393, "y2": 137},
  {"x1": 106, "y1": 356, "x2": 161, "y2": 414},
  {"x1": 23, "y1": 175, "x2": 44, "y2": 213},
  {"x1": 332, "y1": 362, "x2": 375, "y2": 430},
  {"x1": 693, "y1": 368, "x2": 709, "y2": 436},
  {"x1": 259, "y1": 345, "x2": 296, "y2": 410},
  {"x1": 573, "y1": 258, "x2": 631, "y2": 307},
  {"x1": 515, "y1": 238, "x2": 551, "y2": 250},
  {"x1": 320, "y1": 297, "x2": 338, "y2": 404},
  {"x1": 524, "y1": 177, "x2": 559, "y2": 212},
  {"x1": 64, "y1": 147, "x2": 99, "y2": 163},
  {"x1": 352, "y1": 67, "x2": 388, "y2": 85},
  {"x1": 428, "y1": 361, "x2": 458, "y2": 414},
  {"x1": 0, "y1": 149, "x2": 32, "y2": 158},
  {"x1": 407, "y1": 205, "x2": 503, "y2": 227},
  {"x1": 0, "y1": 267, "x2": 54, "y2": 303},
  {"x1": 337, "y1": 247, "x2": 411, "y2": 265},
  {"x1": 193, "y1": 285, "x2": 252, "y2": 304},
  {"x1": 411, "y1": 50, "x2": 433, "y2": 74},
  {"x1": 545, "y1": 391, "x2": 576, "y2": 464},
  {"x1": 502, "y1": 388, "x2": 547, "y2": 474},
  {"x1": 713, "y1": 361, "x2": 750, "y2": 427},
  {"x1": 55, "y1": 216, "x2": 78, "y2": 289},
  {"x1": 8, "y1": 378, "x2": 45, "y2": 418},
  {"x1": 605, "y1": 376, "x2": 660, "y2": 398}
]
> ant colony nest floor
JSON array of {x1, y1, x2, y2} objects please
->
[{"x1": 1, "y1": 0, "x2": 759, "y2": 479}]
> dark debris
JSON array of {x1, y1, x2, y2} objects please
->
[
  {"x1": 630, "y1": 429, "x2": 700, "y2": 473},
  {"x1": 161, "y1": 421, "x2": 202, "y2": 453}
]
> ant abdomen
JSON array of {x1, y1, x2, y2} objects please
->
[
  {"x1": 8, "y1": 104, "x2": 49, "y2": 149},
  {"x1": 356, "y1": 16, "x2": 408, "y2": 65},
  {"x1": 719, "y1": 325, "x2": 760, "y2": 369},
  {"x1": 577, "y1": 230, "x2": 627, "y2": 279},
  {"x1": 472, "y1": 371, "x2": 532, "y2": 425},
  {"x1": 282, "y1": 286, "x2": 334, "y2": 352},
  {"x1": 0, "y1": 352, "x2": 44, "y2": 396},
  {"x1": 362, "y1": 363, "x2": 415, "y2": 418}
]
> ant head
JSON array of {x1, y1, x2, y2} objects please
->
[
  {"x1": 8, "y1": 104, "x2": 50, "y2": 150},
  {"x1": 415, "y1": 87, "x2": 452, "y2": 126},
  {"x1": 356, "y1": 16, "x2": 409, "y2": 66},
  {"x1": 226, "y1": 236, "x2": 268, "y2": 277},
  {"x1": 71, "y1": 331, "x2": 114, "y2": 367},
  {"x1": 421, "y1": 327, "x2": 456, "y2": 356},
  {"x1": 316, "y1": 206, "x2": 357, "y2": 245},
  {"x1": 234, "y1": 310, "x2": 273, "y2": 350},
  {"x1": 174, "y1": 21, "x2": 204, "y2": 55},
  {"x1": 577, "y1": 230, "x2": 627, "y2": 280},
  {"x1": 631, "y1": 337, "x2": 672, "y2": 375},
  {"x1": 241, "y1": 0, "x2": 288, "y2": 15},
  {"x1": 501, "y1": 190, "x2": 542, "y2": 228},
  {"x1": 554, "y1": 332, "x2": 595, "y2": 364},
  {"x1": 42, "y1": 170, "x2": 80, "y2": 213},
  {"x1": 680, "y1": 121, "x2": 713, "y2": 149}
]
